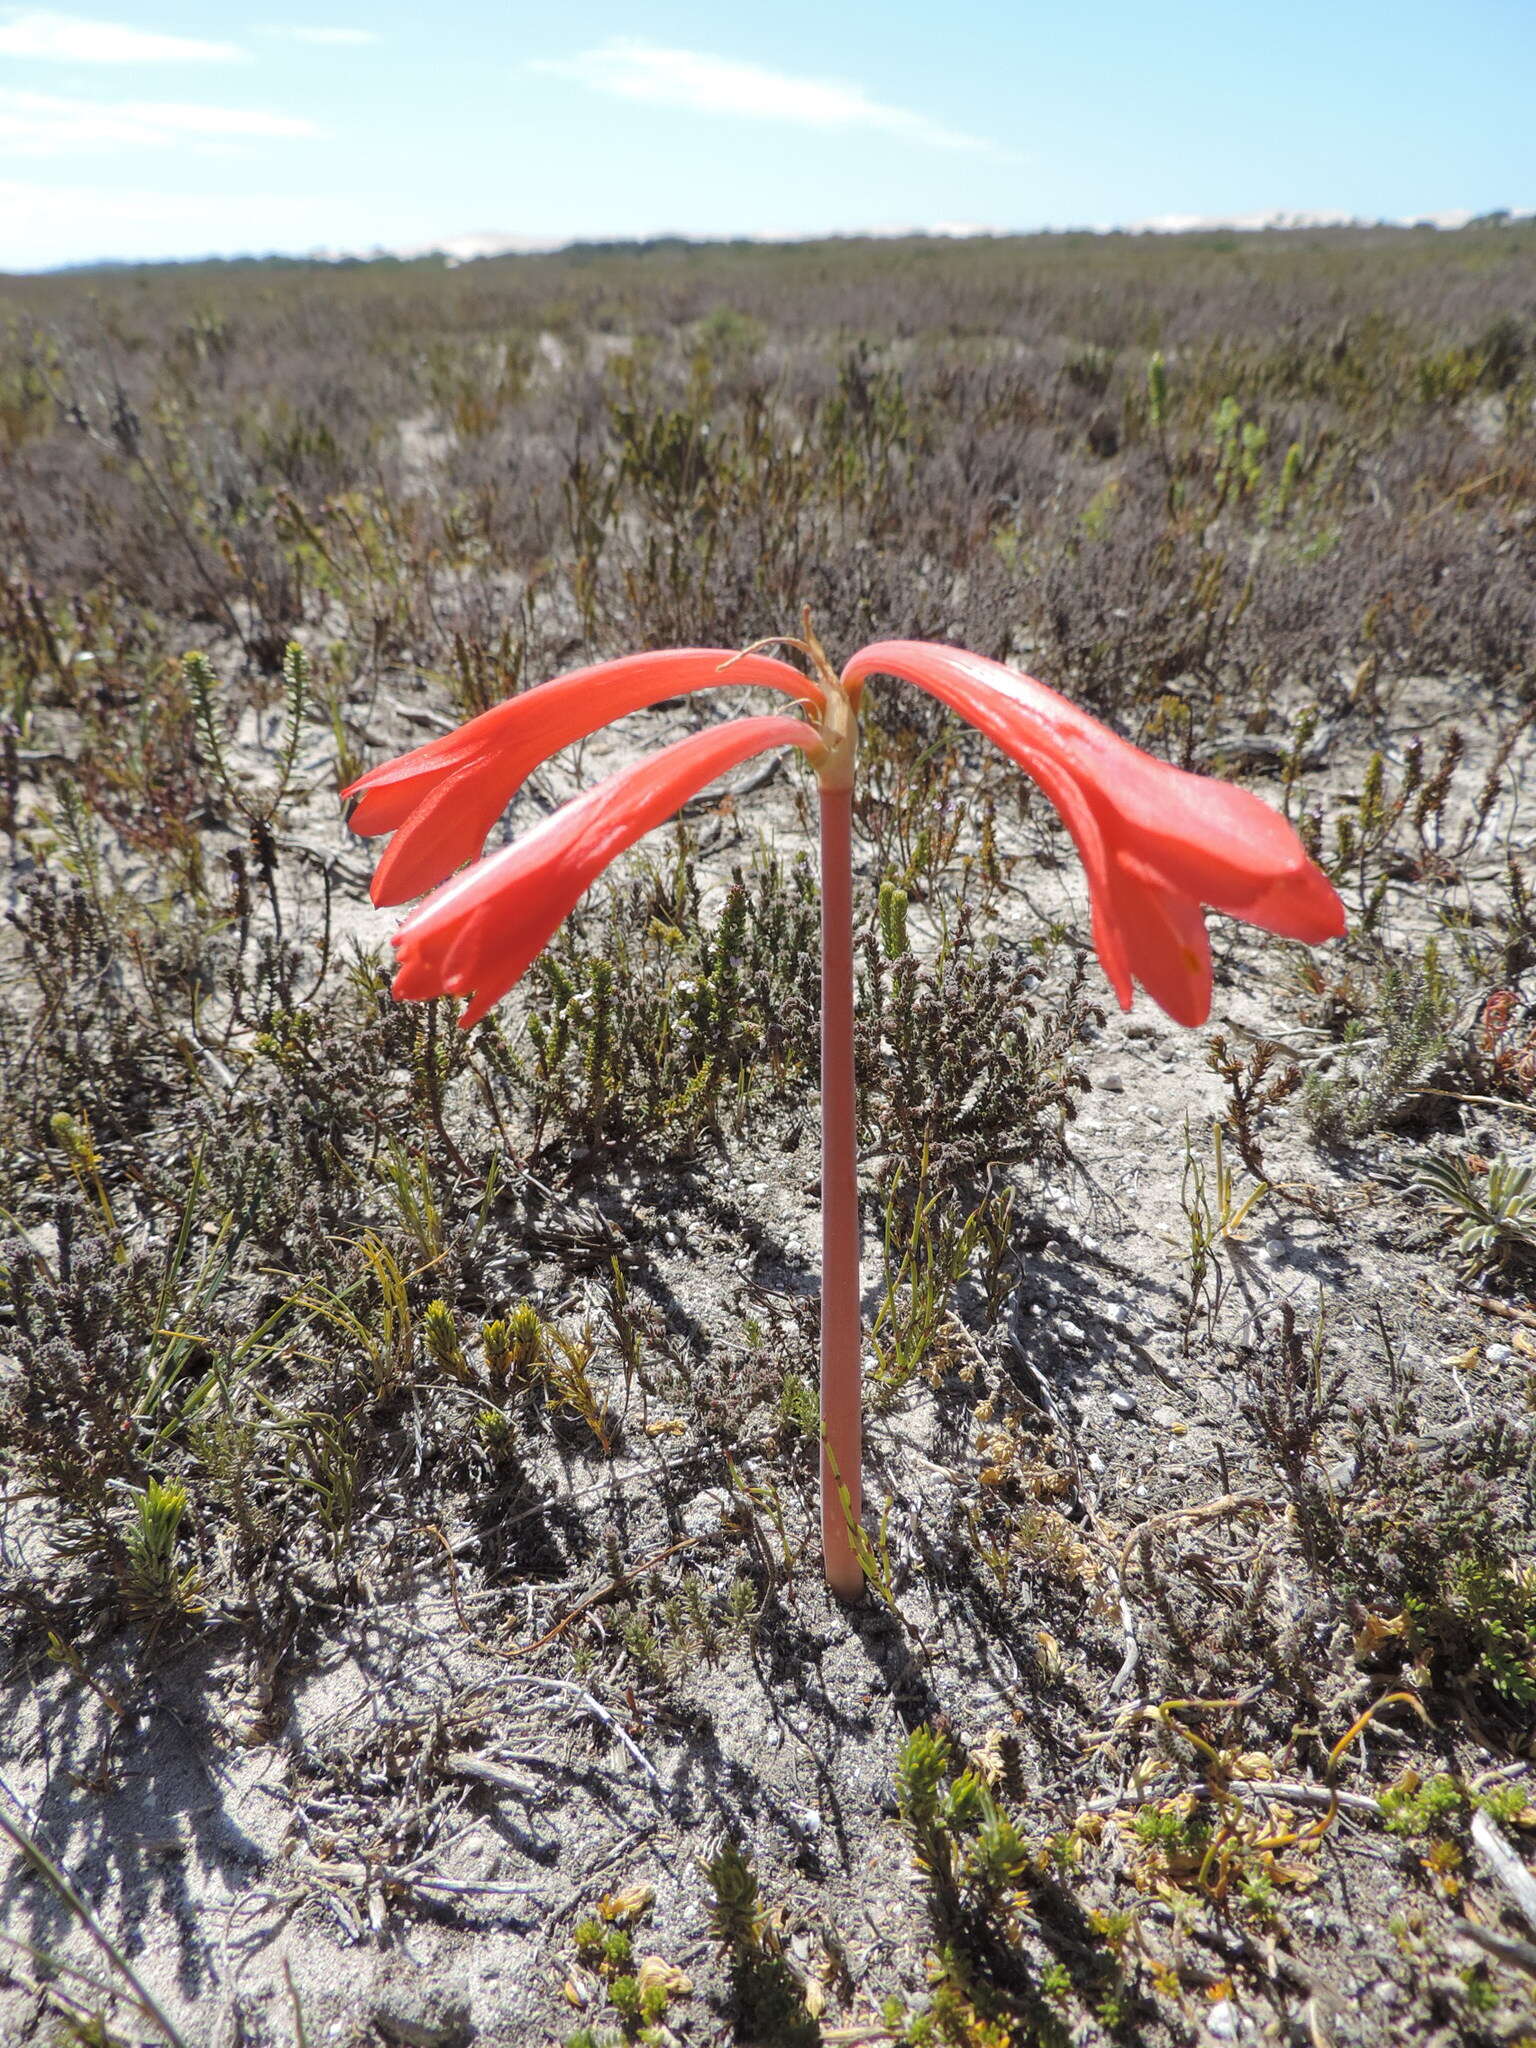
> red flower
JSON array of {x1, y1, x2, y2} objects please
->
[
  {"x1": 841, "y1": 641, "x2": 1344, "y2": 1027},
  {"x1": 346, "y1": 631, "x2": 1345, "y2": 1606},
  {"x1": 389, "y1": 715, "x2": 819, "y2": 1029},
  {"x1": 342, "y1": 647, "x2": 819, "y2": 906}
]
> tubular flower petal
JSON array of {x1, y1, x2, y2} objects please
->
[
  {"x1": 842, "y1": 640, "x2": 1344, "y2": 1026},
  {"x1": 390, "y1": 715, "x2": 819, "y2": 1030},
  {"x1": 342, "y1": 648, "x2": 821, "y2": 906}
]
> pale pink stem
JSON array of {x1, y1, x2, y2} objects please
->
[{"x1": 818, "y1": 777, "x2": 864, "y2": 1601}]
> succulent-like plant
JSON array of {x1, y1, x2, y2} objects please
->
[{"x1": 1417, "y1": 1152, "x2": 1536, "y2": 1274}]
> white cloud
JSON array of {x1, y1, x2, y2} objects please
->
[
  {"x1": 264, "y1": 25, "x2": 376, "y2": 45},
  {"x1": 0, "y1": 88, "x2": 319, "y2": 153},
  {"x1": 0, "y1": 9, "x2": 245, "y2": 61},
  {"x1": 1, "y1": 178, "x2": 265, "y2": 227},
  {"x1": 530, "y1": 41, "x2": 1008, "y2": 156}
]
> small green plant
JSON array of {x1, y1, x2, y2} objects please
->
[
  {"x1": 1303, "y1": 947, "x2": 1452, "y2": 1144},
  {"x1": 1132, "y1": 1796, "x2": 1215, "y2": 1865},
  {"x1": 474, "y1": 1406, "x2": 515, "y2": 1458},
  {"x1": 292, "y1": 1231, "x2": 415, "y2": 1402},
  {"x1": 703, "y1": 1838, "x2": 820, "y2": 2047},
  {"x1": 1380, "y1": 1771, "x2": 1466, "y2": 1836},
  {"x1": 49, "y1": 1108, "x2": 120, "y2": 1244},
  {"x1": 569, "y1": 1887, "x2": 685, "y2": 2041},
  {"x1": 892, "y1": 1725, "x2": 1078, "y2": 2045},
  {"x1": 185, "y1": 640, "x2": 310, "y2": 829},
  {"x1": 1474, "y1": 1780, "x2": 1533, "y2": 1827},
  {"x1": 1146, "y1": 350, "x2": 1168, "y2": 438},
  {"x1": 877, "y1": 873, "x2": 910, "y2": 958},
  {"x1": 118, "y1": 1477, "x2": 201, "y2": 1624},
  {"x1": 1416, "y1": 1152, "x2": 1536, "y2": 1274},
  {"x1": 1418, "y1": 1552, "x2": 1536, "y2": 1706},
  {"x1": 518, "y1": 852, "x2": 820, "y2": 1157},
  {"x1": 1210, "y1": 394, "x2": 1268, "y2": 502},
  {"x1": 483, "y1": 1303, "x2": 545, "y2": 1386},
  {"x1": 544, "y1": 1321, "x2": 618, "y2": 1454},
  {"x1": 1239, "y1": 1300, "x2": 1346, "y2": 1554},
  {"x1": 422, "y1": 1298, "x2": 469, "y2": 1380},
  {"x1": 776, "y1": 1369, "x2": 819, "y2": 1439},
  {"x1": 870, "y1": 1170, "x2": 974, "y2": 1399},
  {"x1": 1265, "y1": 438, "x2": 1306, "y2": 522},
  {"x1": 1342, "y1": 1392, "x2": 1536, "y2": 1713},
  {"x1": 283, "y1": 1411, "x2": 361, "y2": 1562},
  {"x1": 376, "y1": 1136, "x2": 446, "y2": 1260},
  {"x1": 1177, "y1": 1119, "x2": 1266, "y2": 1345}
]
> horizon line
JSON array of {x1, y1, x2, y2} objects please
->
[{"x1": 5, "y1": 204, "x2": 1533, "y2": 280}]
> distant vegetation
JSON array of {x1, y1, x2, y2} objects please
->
[{"x1": 2, "y1": 220, "x2": 1533, "y2": 711}]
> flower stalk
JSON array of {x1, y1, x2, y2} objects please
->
[{"x1": 814, "y1": 679, "x2": 863, "y2": 1599}]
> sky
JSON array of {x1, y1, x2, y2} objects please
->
[{"x1": 2, "y1": 0, "x2": 1534, "y2": 271}]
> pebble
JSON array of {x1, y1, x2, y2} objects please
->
[
  {"x1": 1110, "y1": 1390, "x2": 1137, "y2": 1416},
  {"x1": 1326, "y1": 1455, "x2": 1359, "y2": 1494},
  {"x1": 681, "y1": 1489, "x2": 733, "y2": 1539},
  {"x1": 1207, "y1": 1999, "x2": 1242, "y2": 2040},
  {"x1": 1486, "y1": 1342, "x2": 1515, "y2": 1365},
  {"x1": 1056, "y1": 1317, "x2": 1087, "y2": 1346},
  {"x1": 1100, "y1": 1073, "x2": 1124, "y2": 1092},
  {"x1": 1263, "y1": 1238, "x2": 1286, "y2": 1260}
]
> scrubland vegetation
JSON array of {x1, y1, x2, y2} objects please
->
[{"x1": 1, "y1": 221, "x2": 1535, "y2": 2046}]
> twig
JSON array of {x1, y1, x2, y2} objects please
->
[
  {"x1": 1225, "y1": 1778, "x2": 1380, "y2": 1815},
  {"x1": 1105, "y1": 1585, "x2": 1141, "y2": 1700},
  {"x1": 283, "y1": 1959, "x2": 310, "y2": 2048},
  {"x1": 680, "y1": 752, "x2": 788, "y2": 814},
  {"x1": 290, "y1": 1853, "x2": 368, "y2": 1888},
  {"x1": 444, "y1": 1751, "x2": 541, "y2": 1797},
  {"x1": 290, "y1": 1851, "x2": 543, "y2": 1901},
  {"x1": 1117, "y1": 1492, "x2": 1267, "y2": 1582},
  {"x1": 1470, "y1": 1808, "x2": 1536, "y2": 1939},
  {"x1": 1414, "y1": 1086, "x2": 1536, "y2": 1123},
  {"x1": 1458, "y1": 1920, "x2": 1536, "y2": 1979},
  {"x1": 502, "y1": 1674, "x2": 669, "y2": 1801},
  {"x1": 425, "y1": 1524, "x2": 699, "y2": 1661},
  {"x1": 385, "y1": 697, "x2": 457, "y2": 733},
  {"x1": 402, "y1": 1873, "x2": 545, "y2": 1900},
  {"x1": 420, "y1": 1526, "x2": 688, "y2": 1801},
  {"x1": 1465, "y1": 1294, "x2": 1536, "y2": 1331}
]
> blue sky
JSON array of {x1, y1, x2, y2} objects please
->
[{"x1": 2, "y1": 0, "x2": 1533, "y2": 271}]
